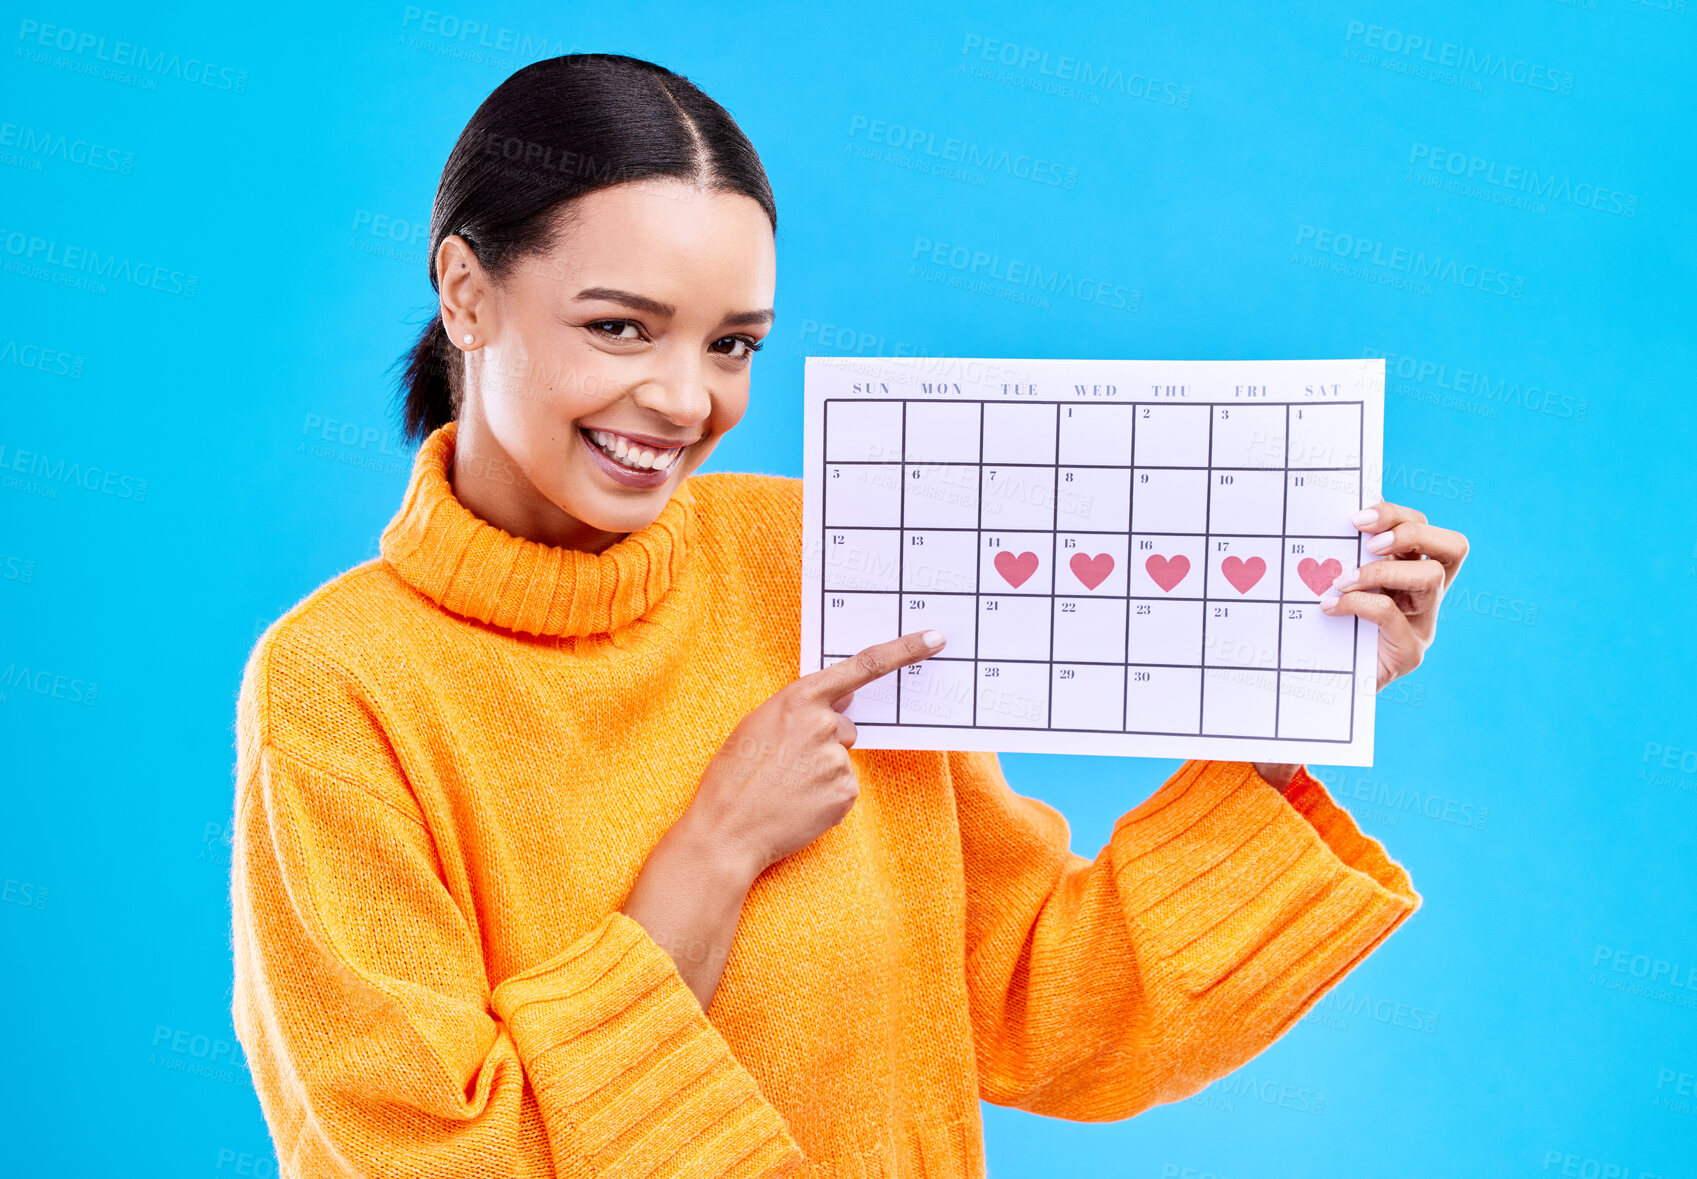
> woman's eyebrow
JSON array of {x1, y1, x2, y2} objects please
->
[
  {"x1": 576, "y1": 286, "x2": 774, "y2": 328},
  {"x1": 723, "y1": 307, "x2": 777, "y2": 327},
  {"x1": 577, "y1": 287, "x2": 675, "y2": 317}
]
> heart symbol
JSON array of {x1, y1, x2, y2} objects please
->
[
  {"x1": 1297, "y1": 557, "x2": 1343, "y2": 595},
  {"x1": 1144, "y1": 554, "x2": 1189, "y2": 592},
  {"x1": 993, "y1": 550, "x2": 1040, "y2": 588},
  {"x1": 1069, "y1": 552, "x2": 1114, "y2": 590},
  {"x1": 1221, "y1": 555, "x2": 1266, "y2": 594}
]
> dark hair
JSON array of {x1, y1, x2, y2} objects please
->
[{"x1": 393, "y1": 53, "x2": 778, "y2": 445}]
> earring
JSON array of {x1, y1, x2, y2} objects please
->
[{"x1": 462, "y1": 333, "x2": 474, "y2": 346}]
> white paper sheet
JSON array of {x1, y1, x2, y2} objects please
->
[{"x1": 799, "y1": 356, "x2": 1386, "y2": 766}]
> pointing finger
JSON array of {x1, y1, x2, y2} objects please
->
[{"x1": 803, "y1": 629, "x2": 947, "y2": 702}]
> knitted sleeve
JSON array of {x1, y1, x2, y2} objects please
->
[
  {"x1": 231, "y1": 665, "x2": 804, "y2": 1176},
  {"x1": 950, "y1": 755, "x2": 1421, "y2": 1121}
]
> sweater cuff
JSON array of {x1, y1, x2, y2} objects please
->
[
  {"x1": 491, "y1": 913, "x2": 804, "y2": 1177},
  {"x1": 1108, "y1": 760, "x2": 1421, "y2": 1037}
]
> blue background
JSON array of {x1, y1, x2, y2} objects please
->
[{"x1": 2, "y1": 2, "x2": 1694, "y2": 1176}]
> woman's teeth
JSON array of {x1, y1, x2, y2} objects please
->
[{"x1": 587, "y1": 429, "x2": 681, "y2": 472}]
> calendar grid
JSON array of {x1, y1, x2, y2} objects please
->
[
  {"x1": 818, "y1": 400, "x2": 827, "y2": 720},
  {"x1": 1199, "y1": 407, "x2": 1215, "y2": 737},
  {"x1": 895, "y1": 400, "x2": 907, "y2": 723},
  {"x1": 1273, "y1": 402, "x2": 1289, "y2": 737},
  {"x1": 972, "y1": 402, "x2": 984, "y2": 727},
  {"x1": 827, "y1": 460, "x2": 1360, "y2": 472},
  {"x1": 820, "y1": 396, "x2": 1370, "y2": 744},
  {"x1": 1045, "y1": 402, "x2": 1060, "y2": 730},
  {"x1": 1350, "y1": 399, "x2": 1365, "y2": 742},
  {"x1": 1121, "y1": 405, "x2": 1137, "y2": 733}
]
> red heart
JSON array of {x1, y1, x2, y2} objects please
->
[
  {"x1": 1297, "y1": 556, "x2": 1343, "y2": 595},
  {"x1": 1144, "y1": 554, "x2": 1189, "y2": 592},
  {"x1": 993, "y1": 549, "x2": 1040, "y2": 588},
  {"x1": 1221, "y1": 555, "x2": 1266, "y2": 594},
  {"x1": 1069, "y1": 551, "x2": 1114, "y2": 590}
]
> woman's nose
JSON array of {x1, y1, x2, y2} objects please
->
[{"x1": 632, "y1": 358, "x2": 713, "y2": 427}]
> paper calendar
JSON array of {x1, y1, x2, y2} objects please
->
[{"x1": 799, "y1": 356, "x2": 1386, "y2": 766}]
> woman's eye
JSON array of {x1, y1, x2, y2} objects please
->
[
  {"x1": 712, "y1": 335, "x2": 764, "y2": 360},
  {"x1": 590, "y1": 320, "x2": 643, "y2": 341}
]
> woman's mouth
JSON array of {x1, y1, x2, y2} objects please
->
[{"x1": 579, "y1": 427, "x2": 689, "y2": 488}]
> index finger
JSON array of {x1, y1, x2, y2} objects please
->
[
  {"x1": 1352, "y1": 500, "x2": 1427, "y2": 532},
  {"x1": 802, "y1": 629, "x2": 947, "y2": 702}
]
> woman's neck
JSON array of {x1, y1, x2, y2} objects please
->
[{"x1": 448, "y1": 406, "x2": 628, "y2": 554}]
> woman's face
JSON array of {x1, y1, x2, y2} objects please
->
[{"x1": 437, "y1": 178, "x2": 777, "y2": 552}]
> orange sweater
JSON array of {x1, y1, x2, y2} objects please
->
[{"x1": 230, "y1": 419, "x2": 1420, "y2": 1178}]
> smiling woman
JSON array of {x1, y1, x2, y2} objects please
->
[
  {"x1": 398, "y1": 54, "x2": 778, "y2": 552},
  {"x1": 231, "y1": 51, "x2": 1440, "y2": 1179}
]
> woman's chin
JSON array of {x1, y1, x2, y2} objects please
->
[{"x1": 557, "y1": 482, "x2": 672, "y2": 542}]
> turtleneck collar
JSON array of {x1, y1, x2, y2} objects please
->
[{"x1": 380, "y1": 420, "x2": 698, "y2": 638}]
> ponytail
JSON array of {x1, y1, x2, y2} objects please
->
[{"x1": 398, "y1": 316, "x2": 458, "y2": 446}]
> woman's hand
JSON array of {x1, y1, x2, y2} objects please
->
[
  {"x1": 622, "y1": 629, "x2": 945, "y2": 1010},
  {"x1": 1320, "y1": 499, "x2": 1470, "y2": 691},
  {"x1": 1252, "y1": 502, "x2": 1468, "y2": 796},
  {"x1": 690, "y1": 628, "x2": 947, "y2": 879}
]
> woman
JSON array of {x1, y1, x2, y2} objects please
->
[{"x1": 231, "y1": 53, "x2": 1469, "y2": 1177}]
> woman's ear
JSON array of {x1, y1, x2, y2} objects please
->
[{"x1": 437, "y1": 234, "x2": 491, "y2": 350}]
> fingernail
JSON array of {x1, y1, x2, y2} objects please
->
[
  {"x1": 923, "y1": 629, "x2": 946, "y2": 648},
  {"x1": 1366, "y1": 531, "x2": 1395, "y2": 554},
  {"x1": 1319, "y1": 586, "x2": 1341, "y2": 610},
  {"x1": 1331, "y1": 565, "x2": 1360, "y2": 591},
  {"x1": 1352, "y1": 508, "x2": 1379, "y2": 529}
]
